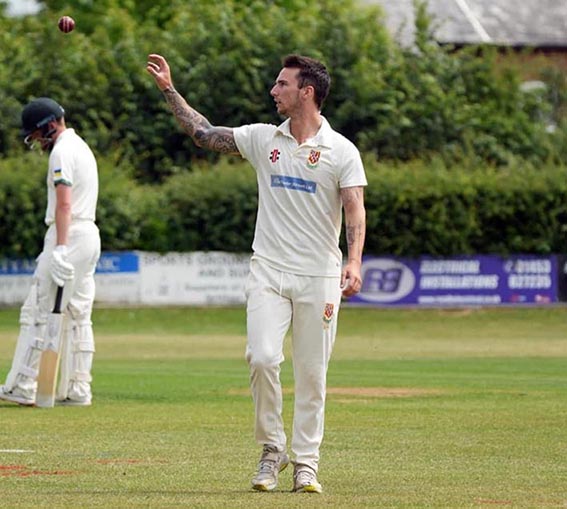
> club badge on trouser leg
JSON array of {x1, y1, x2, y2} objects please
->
[{"x1": 36, "y1": 286, "x2": 65, "y2": 408}]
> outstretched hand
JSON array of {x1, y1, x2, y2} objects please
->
[{"x1": 146, "y1": 54, "x2": 174, "y2": 91}]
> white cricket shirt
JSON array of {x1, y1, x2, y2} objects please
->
[
  {"x1": 45, "y1": 128, "x2": 98, "y2": 225},
  {"x1": 234, "y1": 117, "x2": 367, "y2": 277}
]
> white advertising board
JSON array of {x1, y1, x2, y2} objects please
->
[
  {"x1": 0, "y1": 251, "x2": 250, "y2": 307},
  {"x1": 138, "y1": 251, "x2": 249, "y2": 305}
]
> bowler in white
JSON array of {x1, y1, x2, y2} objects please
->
[{"x1": 147, "y1": 52, "x2": 367, "y2": 494}]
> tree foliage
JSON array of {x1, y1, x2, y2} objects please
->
[
  {"x1": 0, "y1": 0, "x2": 565, "y2": 183},
  {"x1": 1, "y1": 0, "x2": 566, "y2": 259}
]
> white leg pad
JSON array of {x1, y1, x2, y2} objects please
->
[
  {"x1": 4, "y1": 282, "x2": 43, "y2": 392},
  {"x1": 6, "y1": 336, "x2": 44, "y2": 398},
  {"x1": 56, "y1": 320, "x2": 73, "y2": 401},
  {"x1": 61, "y1": 323, "x2": 95, "y2": 402}
]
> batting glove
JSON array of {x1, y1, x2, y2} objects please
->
[{"x1": 50, "y1": 245, "x2": 75, "y2": 286}]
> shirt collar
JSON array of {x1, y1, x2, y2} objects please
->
[{"x1": 275, "y1": 117, "x2": 333, "y2": 148}]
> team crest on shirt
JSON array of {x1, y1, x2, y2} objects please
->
[
  {"x1": 322, "y1": 303, "x2": 334, "y2": 329},
  {"x1": 53, "y1": 168, "x2": 62, "y2": 178},
  {"x1": 307, "y1": 150, "x2": 321, "y2": 169}
]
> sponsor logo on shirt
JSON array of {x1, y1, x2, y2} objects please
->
[
  {"x1": 307, "y1": 150, "x2": 321, "y2": 169},
  {"x1": 271, "y1": 175, "x2": 317, "y2": 194},
  {"x1": 269, "y1": 149, "x2": 281, "y2": 163}
]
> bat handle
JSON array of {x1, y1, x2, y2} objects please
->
[{"x1": 53, "y1": 286, "x2": 64, "y2": 314}]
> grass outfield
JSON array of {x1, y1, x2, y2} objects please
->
[{"x1": 0, "y1": 306, "x2": 566, "y2": 508}]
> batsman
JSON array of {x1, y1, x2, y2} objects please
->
[
  {"x1": 147, "y1": 53, "x2": 367, "y2": 493},
  {"x1": 0, "y1": 98, "x2": 100, "y2": 407}
]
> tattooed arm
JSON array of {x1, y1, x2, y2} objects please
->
[
  {"x1": 340, "y1": 186, "x2": 366, "y2": 297},
  {"x1": 162, "y1": 88, "x2": 239, "y2": 154},
  {"x1": 146, "y1": 53, "x2": 240, "y2": 155}
]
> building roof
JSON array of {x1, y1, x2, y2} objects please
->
[{"x1": 361, "y1": 0, "x2": 567, "y2": 48}]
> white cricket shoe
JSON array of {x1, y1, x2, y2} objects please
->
[
  {"x1": 251, "y1": 444, "x2": 290, "y2": 491},
  {"x1": 56, "y1": 397, "x2": 92, "y2": 407},
  {"x1": 0, "y1": 385, "x2": 35, "y2": 407},
  {"x1": 293, "y1": 464, "x2": 322, "y2": 494}
]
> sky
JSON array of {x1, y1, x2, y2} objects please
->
[{"x1": 5, "y1": 0, "x2": 41, "y2": 16}]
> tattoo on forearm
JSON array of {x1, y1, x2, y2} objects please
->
[
  {"x1": 163, "y1": 88, "x2": 206, "y2": 138},
  {"x1": 163, "y1": 88, "x2": 238, "y2": 154},
  {"x1": 346, "y1": 223, "x2": 364, "y2": 246},
  {"x1": 341, "y1": 186, "x2": 366, "y2": 259},
  {"x1": 346, "y1": 223, "x2": 365, "y2": 258}
]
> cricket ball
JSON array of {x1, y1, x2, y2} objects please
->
[{"x1": 58, "y1": 16, "x2": 75, "y2": 33}]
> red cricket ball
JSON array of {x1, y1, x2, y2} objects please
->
[{"x1": 58, "y1": 16, "x2": 75, "y2": 33}]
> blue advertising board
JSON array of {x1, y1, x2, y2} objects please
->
[
  {"x1": 348, "y1": 255, "x2": 560, "y2": 306},
  {"x1": 0, "y1": 258, "x2": 36, "y2": 275},
  {"x1": 95, "y1": 251, "x2": 139, "y2": 274},
  {"x1": 0, "y1": 252, "x2": 140, "y2": 276}
]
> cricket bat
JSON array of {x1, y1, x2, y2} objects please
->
[{"x1": 36, "y1": 286, "x2": 65, "y2": 408}]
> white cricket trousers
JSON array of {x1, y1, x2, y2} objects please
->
[{"x1": 245, "y1": 257, "x2": 342, "y2": 472}]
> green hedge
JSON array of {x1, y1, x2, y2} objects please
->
[
  {"x1": 363, "y1": 160, "x2": 567, "y2": 256},
  {"x1": 1, "y1": 155, "x2": 565, "y2": 258}
]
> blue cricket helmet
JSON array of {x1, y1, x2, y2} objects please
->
[{"x1": 21, "y1": 97, "x2": 65, "y2": 136}]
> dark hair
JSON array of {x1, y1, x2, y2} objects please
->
[{"x1": 282, "y1": 54, "x2": 331, "y2": 109}]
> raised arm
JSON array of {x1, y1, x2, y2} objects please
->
[
  {"x1": 146, "y1": 54, "x2": 240, "y2": 155},
  {"x1": 340, "y1": 186, "x2": 366, "y2": 297}
]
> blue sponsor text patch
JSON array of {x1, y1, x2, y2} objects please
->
[{"x1": 271, "y1": 175, "x2": 317, "y2": 194}]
